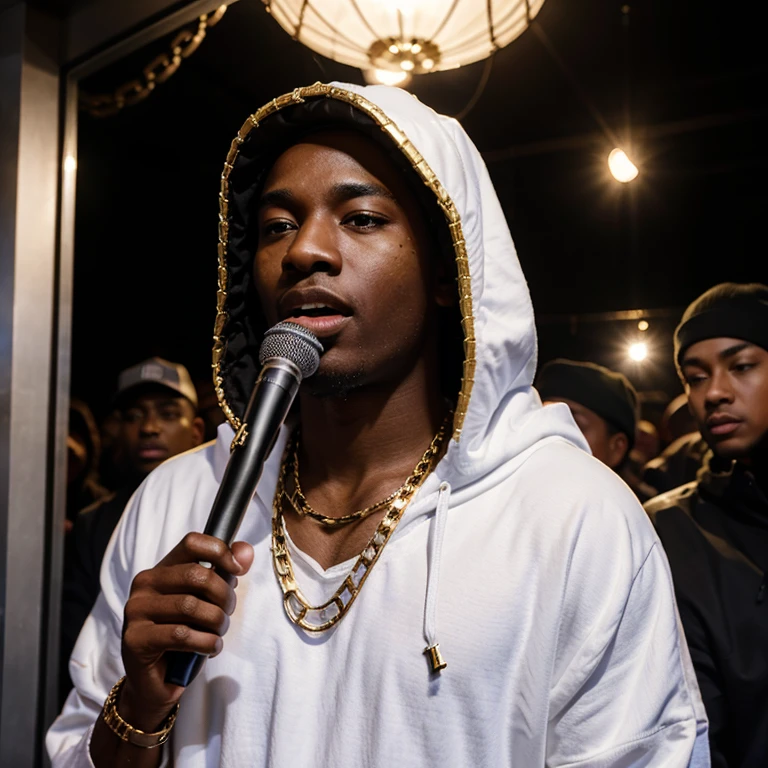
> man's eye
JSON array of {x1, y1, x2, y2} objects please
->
[
  {"x1": 262, "y1": 220, "x2": 295, "y2": 237},
  {"x1": 345, "y1": 212, "x2": 387, "y2": 229},
  {"x1": 159, "y1": 409, "x2": 181, "y2": 421},
  {"x1": 685, "y1": 375, "x2": 707, "y2": 386},
  {"x1": 123, "y1": 411, "x2": 142, "y2": 423},
  {"x1": 733, "y1": 363, "x2": 756, "y2": 373}
]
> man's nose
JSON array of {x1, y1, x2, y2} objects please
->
[
  {"x1": 282, "y1": 217, "x2": 341, "y2": 275},
  {"x1": 704, "y1": 370, "x2": 734, "y2": 407},
  {"x1": 139, "y1": 412, "x2": 161, "y2": 435}
]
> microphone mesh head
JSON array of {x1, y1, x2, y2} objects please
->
[{"x1": 259, "y1": 321, "x2": 324, "y2": 379}]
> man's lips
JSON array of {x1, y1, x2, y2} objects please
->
[
  {"x1": 706, "y1": 414, "x2": 743, "y2": 436},
  {"x1": 287, "y1": 314, "x2": 350, "y2": 336},
  {"x1": 137, "y1": 444, "x2": 168, "y2": 460},
  {"x1": 278, "y1": 287, "x2": 352, "y2": 337}
]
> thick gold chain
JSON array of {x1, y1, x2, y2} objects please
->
[
  {"x1": 271, "y1": 414, "x2": 451, "y2": 632},
  {"x1": 80, "y1": 6, "x2": 228, "y2": 118},
  {"x1": 283, "y1": 432, "x2": 401, "y2": 528}
]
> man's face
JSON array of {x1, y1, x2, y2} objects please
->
[
  {"x1": 681, "y1": 338, "x2": 768, "y2": 460},
  {"x1": 544, "y1": 397, "x2": 629, "y2": 469},
  {"x1": 252, "y1": 130, "x2": 448, "y2": 396},
  {"x1": 119, "y1": 389, "x2": 204, "y2": 476}
]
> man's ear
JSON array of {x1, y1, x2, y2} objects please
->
[{"x1": 607, "y1": 431, "x2": 630, "y2": 469}]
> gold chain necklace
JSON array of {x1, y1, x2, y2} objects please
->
[
  {"x1": 271, "y1": 413, "x2": 451, "y2": 633},
  {"x1": 284, "y1": 432, "x2": 401, "y2": 528}
]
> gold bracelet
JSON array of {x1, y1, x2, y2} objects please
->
[{"x1": 101, "y1": 676, "x2": 180, "y2": 748}]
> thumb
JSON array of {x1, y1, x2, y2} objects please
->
[{"x1": 231, "y1": 541, "x2": 255, "y2": 575}]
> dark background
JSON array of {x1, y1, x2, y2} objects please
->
[{"x1": 71, "y1": 0, "x2": 768, "y2": 424}]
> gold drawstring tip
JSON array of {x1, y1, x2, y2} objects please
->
[{"x1": 425, "y1": 644, "x2": 447, "y2": 672}]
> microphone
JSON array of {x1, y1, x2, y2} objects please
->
[{"x1": 165, "y1": 321, "x2": 323, "y2": 687}]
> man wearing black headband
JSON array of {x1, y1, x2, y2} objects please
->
[
  {"x1": 536, "y1": 359, "x2": 638, "y2": 471},
  {"x1": 646, "y1": 282, "x2": 768, "y2": 768}
]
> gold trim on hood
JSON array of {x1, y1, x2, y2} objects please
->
[{"x1": 213, "y1": 82, "x2": 475, "y2": 440}]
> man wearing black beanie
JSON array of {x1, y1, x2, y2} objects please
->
[
  {"x1": 646, "y1": 282, "x2": 768, "y2": 768},
  {"x1": 536, "y1": 358, "x2": 638, "y2": 471}
]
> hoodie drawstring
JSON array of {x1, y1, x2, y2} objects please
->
[{"x1": 424, "y1": 481, "x2": 451, "y2": 673}]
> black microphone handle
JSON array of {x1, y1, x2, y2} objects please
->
[{"x1": 164, "y1": 359, "x2": 301, "y2": 687}]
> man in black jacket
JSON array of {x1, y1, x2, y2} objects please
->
[{"x1": 646, "y1": 282, "x2": 768, "y2": 768}]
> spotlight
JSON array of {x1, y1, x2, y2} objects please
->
[
  {"x1": 637, "y1": 320, "x2": 649, "y2": 331},
  {"x1": 628, "y1": 342, "x2": 648, "y2": 362},
  {"x1": 608, "y1": 148, "x2": 638, "y2": 183},
  {"x1": 64, "y1": 155, "x2": 77, "y2": 173}
]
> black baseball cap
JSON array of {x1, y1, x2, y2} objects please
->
[{"x1": 112, "y1": 357, "x2": 198, "y2": 409}]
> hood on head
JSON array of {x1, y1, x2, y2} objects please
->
[{"x1": 213, "y1": 81, "x2": 585, "y2": 486}]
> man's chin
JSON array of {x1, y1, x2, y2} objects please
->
[
  {"x1": 302, "y1": 369, "x2": 365, "y2": 399},
  {"x1": 136, "y1": 458, "x2": 164, "y2": 474},
  {"x1": 710, "y1": 435, "x2": 757, "y2": 462}
]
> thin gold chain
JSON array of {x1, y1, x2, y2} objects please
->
[
  {"x1": 271, "y1": 413, "x2": 451, "y2": 632},
  {"x1": 284, "y1": 432, "x2": 402, "y2": 528}
]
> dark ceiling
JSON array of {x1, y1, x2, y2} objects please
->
[{"x1": 71, "y1": 0, "x2": 768, "y2": 417}]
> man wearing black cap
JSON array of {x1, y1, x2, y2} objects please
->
[
  {"x1": 59, "y1": 358, "x2": 205, "y2": 705},
  {"x1": 536, "y1": 358, "x2": 638, "y2": 471},
  {"x1": 646, "y1": 282, "x2": 768, "y2": 768}
]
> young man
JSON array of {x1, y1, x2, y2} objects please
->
[
  {"x1": 59, "y1": 358, "x2": 204, "y2": 705},
  {"x1": 48, "y1": 82, "x2": 708, "y2": 767},
  {"x1": 536, "y1": 358, "x2": 638, "y2": 471},
  {"x1": 646, "y1": 282, "x2": 768, "y2": 767}
]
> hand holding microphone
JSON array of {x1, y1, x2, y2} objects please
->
[{"x1": 118, "y1": 322, "x2": 322, "y2": 716}]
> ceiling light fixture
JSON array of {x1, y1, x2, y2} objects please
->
[{"x1": 263, "y1": 0, "x2": 545, "y2": 81}]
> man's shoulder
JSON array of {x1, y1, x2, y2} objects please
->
[
  {"x1": 142, "y1": 438, "x2": 219, "y2": 489},
  {"x1": 643, "y1": 481, "x2": 698, "y2": 521},
  {"x1": 518, "y1": 437, "x2": 641, "y2": 505},
  {"x1": 508, "y1": 438, "x2": 655, "y2": 547}
]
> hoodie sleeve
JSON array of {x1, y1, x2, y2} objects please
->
[
  {"x1": 45, "y1": 480, "x2": 172, "y2": 768},
  {"x1": 546, "y1": 539, "x2": 710, "y2": 768}
]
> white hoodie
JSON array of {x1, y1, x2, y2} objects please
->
[{"x1": 47, "y1": 82, "x2": 709, "y2": 767}]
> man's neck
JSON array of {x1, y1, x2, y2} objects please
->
[
  {"x1": 296, "y1": 363, "x2": 447, "y2": 508},
  {"x1": 282, "y1": 350, "x2": 450, "y2": 568}
]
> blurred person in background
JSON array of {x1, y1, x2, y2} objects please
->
[
  {"x1": 643, "y1": 392, "x2": 708, "y2": 496},
  {"x1": 536, "y1": 358, "x2": 638, "y2": 474},
  {"x1": 193, "y1": 373, "x2": 226, "y2": 442},
  {"x1": 97, "y1": 407, "x2": 125, "y2": 493},
  {"x1": 66, "y1": 398, "x2": 109, "y2": 531},
  {"x1": 59, "y1": 357, "x2": 204, "y2": 705},
  {"x1": 660, "y1": 392, "x2": 699, "y2": 445},
  {"x1": 646, "y1": 282, "x2": 768, "y2": 767},
  {"x1": 620, "y1": 419, "x2": 662, "y2": 503},
  {"x1": 635, "y1": 419, "x2": 661, "y2": 464}
]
